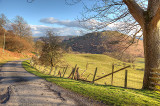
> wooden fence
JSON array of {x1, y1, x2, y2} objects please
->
[
  {"x1": 149, "y1": 69, "x2": 160, "y2": 91},
  {"x1": 30, "y1": 62, "x2": 131, "y2": 88}
]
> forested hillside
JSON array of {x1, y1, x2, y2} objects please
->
[
  {"x1": 64, "y1": 31, "x2": 144, "y2": 60},
  {"x1": 0, "y1": 15, "x2": 34, "y2": 53}
]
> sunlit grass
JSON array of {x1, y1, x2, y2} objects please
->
[
  {"x1": 32, "y1": 53, "x2": 145, "y2": 89},
  {"x1": 23, "y1": 60, "x2": 160, "y2": 106},
  {"x1": 54, "y1": 53, "x2": 145, "y2": 89}
]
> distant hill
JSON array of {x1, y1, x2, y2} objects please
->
[
  {"x1": 33, "y1": 35, "x2": 76, "y2": 42},
  {"x1": 59, "y1": 36, "x2": 76, "y2": 41},
  {"x1": 63, "y1": 31, "x2": 144, "y2": 57}
]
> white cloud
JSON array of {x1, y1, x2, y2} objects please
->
[
  {"x1": 40, "y1": 17, "x2": 101, "y2": 29},
  {"x1": 30, "y1": 25, "x2": 82, "y2": 36},
  {"x1": 40, "y1": 17, "x2": 81, "y2": 27},
  {"x1": 33, "y1": 17, "x2": 142, "y2": 37},
  {"x1": 106, "y1": 22, "x2": 142, "y2": 37}
]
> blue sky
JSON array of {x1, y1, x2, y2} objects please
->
[
  {"x1": 0, "y1": 0, "x2": 144, "y2": 37},
  {"x1": 0, "y1": 0, "x2": 88, "y2": 36}
]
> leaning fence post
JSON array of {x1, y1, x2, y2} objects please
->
[
  {"x1": 72, "y1": 64, "x2": 77, "y2": 79},
  {"x1": 92, "y1": 67, "x2": 98, "y2": 83},
  {"x1": 76, "y1": 69, "x2": 80, "y2": 80},
  {"x1": 58, "y1": 70, "x2": 61, "y2": 77},
  {"x1": 68, "y1": 68, "x2": 74, "y2": 78},
  {"x1": 62, "y1": 66, "x2": 68, "y2": 78},
  {"x1": 74, "y1": 67, "x2": 79, "y2": 80},
  {"x1": 124, "y1": 69, "x2": 128, "y2": 88},
  {"x1": 111, "y1": 63, "x2": 114, "y2": 85}
]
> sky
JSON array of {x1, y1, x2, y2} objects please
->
[
  {"x1": 0, "y1": 0, "x2": 144, "y2": 37},
  {"x1": 0, "y1": 0, "x2": 89, "y2": 36}
]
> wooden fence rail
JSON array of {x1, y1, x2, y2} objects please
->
[
  {"x1": 92, "y1": 67, "x2": 98, "y2": 83},
  {"x1": 149, "y1": 69, "x2": 160, "y2": 91},
  {"x1": 94, "y1": 65, "x2": 130, "y2": 82}
]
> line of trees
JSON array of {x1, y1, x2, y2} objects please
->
[{"x1": 0, "y1": 13, "x2": 33, "y2": 53}]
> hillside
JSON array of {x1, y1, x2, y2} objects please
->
[
  {"x1": 0, "y1": 48, "x2": 33, "y2": 65},
  {"x1": 0, "y1": 48, "x2": 23, "y2": 65},
  {"x1": 59, "y1": 36, "x2": 76, "y2": 41},
  {"x1": 34, "y1": 35, "x2": 76, "y2": 42},
  {"x1": 63, "y1": 31, "x2": 144, "y2": 57}
]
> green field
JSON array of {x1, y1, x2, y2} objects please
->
[
  {"x1": 23, "y1": 60, "x2": 160, "y2": 106},
  {"x1": 34, "y1": 53, "x2": 145, "y2": 89}
]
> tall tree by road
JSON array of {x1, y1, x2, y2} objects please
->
[
  {"x1": 12, "y1": 16, "x2": 32, "y2": 41},
  {"x1": 0, "y1": 14, "x2": 9, "y2": 53},
  {"x1": 39, "y1": 30, "x2": 63, "y2": 75}
]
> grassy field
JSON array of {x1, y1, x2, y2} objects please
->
[
  {"x1": 35, "y1": 53, "x2": 144, "y2": 89},
  {"x1": 23, "y1": 60, "x2": 160, "y2": 106}
]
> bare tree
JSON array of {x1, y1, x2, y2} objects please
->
[
  {"x1": 38, "y1": 30, "x2": 64, "y2": 75},
  {"x1": 0, "y1": 13, "x2": 9, "y2": 28},
  {"x1": 34, "y1": 39, "x2": 44, "y2": 53},
  {"x1": 0, "y1": 14, "x2": 9, "y2": 53},
  {"x1": 12, "y1": 16, "x2": 32, "y2": 40},
  {"x1": 65, "y1": 0, "x2": 160, "y2": 90}
]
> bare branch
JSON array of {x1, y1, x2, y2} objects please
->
[
  {"x1": 123, "y1": 0, "x2": 145, "y2": 27},
  {"x1": 120, "y1": 27, "x2": 142, "y2": 58},
  {"x1": 150, "y1": 7, "x2": 160, "y2": 28}
]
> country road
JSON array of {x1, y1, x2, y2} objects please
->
[{"x1": 0, "y1": 60, "x2": 105, "y2": 106}]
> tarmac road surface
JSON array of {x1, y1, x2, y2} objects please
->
[{"x1": 0, "y1": 60, "x2": 105, "y2": 106}]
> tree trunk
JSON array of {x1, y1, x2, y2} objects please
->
[
  {"x1": 54, "y1": 66, "x2": 57, "y2": 76},
  {"x1": 142, "y1": 21, "x2": 160, "y2": 89},
  {"x1": 49, "y1": 65, "x2": 53, "y2": 75},
  {"x1": 49, "y1": 58, "x2": 53, "y2": 75}
]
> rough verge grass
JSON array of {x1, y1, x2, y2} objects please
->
[{"x1": 22, "y1": 60, "x2": 160, "y2": 106}]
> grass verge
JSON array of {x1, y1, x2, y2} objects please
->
[
  {"x1": 0, "y1": 61, "x2": 6, "y2": 66},
  {"x1": 22, "y1": 60, "x2": 160, "y2": 106}
]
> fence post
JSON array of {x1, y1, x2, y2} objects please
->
[
  {"x1": 75, "y1": 67, "x2": 79, "y2": 80},
  {"x1": 86, "y1": 62, "x2": 88, "y2": 70},
  {"x1": 62, "y1": 66, "x2": 68, "y2": 78},
  {"x1": 59, "y1": 71, "x2": 61, "y2": 77},
  {"x1": 58, "y1": 71, "x2": 61, "y2": 77},
  {"x1": 76, "y1": 69, "x2": 80, "y2": 80},
  {"x1": 68, "y1": 68, "x2": 74, "y2": 78},
  {"x1": 72, "y1": 64, "x2": 77, "y2": 79},
  {"x1": 92, "y1": 67, "x2": 98, "y2": 83},
  {"x1": 124, "y1": 69, "x2": 128, "y2": 88},
  {"x1": 62, "y1": 67, "x2": 65, "y2": 74},
  {"x1": 111, "y1": 63, "x2": 114, "y2": 85}
]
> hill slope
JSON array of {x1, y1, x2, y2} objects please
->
[
  {"x1": 0, "y1": 48, "x2": 32, "y2": 65},
  {"x1": 64, "y1": 31, "x2": 144, "y2": 57}
]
